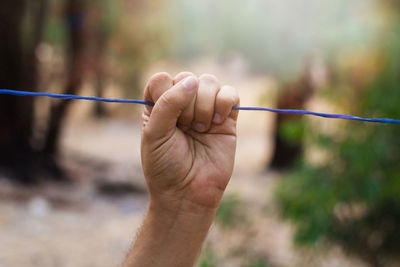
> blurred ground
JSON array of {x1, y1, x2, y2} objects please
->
[{"x1": 0, "y1": 63, "x2": 365, "y2": 267}]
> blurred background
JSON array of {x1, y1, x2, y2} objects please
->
[{"x1": 0, "y1": 0, "x2": 400, "y2": 266}]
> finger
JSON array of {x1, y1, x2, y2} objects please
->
[
  {"x1": 173, "y1": 71, "x2": 195, "y2": 85},
  {"x1": 173, "y1": 72, "x2": 196, "y2": 129},
  {"x1": 192, "y1": 74, "x2": 220, "y2": 132},
  {"x1": 143, "y1": 72, "x2": 173, "y2": 115},
  {"x1": 213, "y1": 85, "x2": 240, "y2": 124},
  {"x1": 144, "y1": 76, "x2": 199, "y2": 142}
]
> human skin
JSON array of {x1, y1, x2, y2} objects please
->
[{"x1": 123, "y1": 72, "x2": 240, "y2": 267}]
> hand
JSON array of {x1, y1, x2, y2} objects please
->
[
  {"x1": 124, "y1": 72, "x2": 239, "y2": 267},
  {"x1": 141, "y1": 72, "x2": 240, "y2": 213}
]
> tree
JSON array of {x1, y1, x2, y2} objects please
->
[
  {"x1": 0, "y1": 0, "x2": 48, "y2": 183},
  {"x1": 275, "y1": 16, "x2": 400, "y2": 267},
  {"x1": 0, "y1": 0, "x2": 90, "y2": 182},
  {"x1": 0, "y1": 0, "x2": 169, "y2": 183},
  {"x1": 270, "y1": 62, "x2": 314, "y2": 170},
  {"x1": 43, "y1": 0, "x2": 89, "y2": 155}
]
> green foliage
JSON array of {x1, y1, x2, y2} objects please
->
[
  {"x1": 215, "y1": 194, "x2": 243, "y2": 229},
  {"x1": 203, "y1": 194, "x2": 274, "y2": 266},
  {"x1": 43, "y1": 0, "x2": 69, "y2": 46},
  {"x1": 198, "y1": 245, "x2": 219, "y2": 267},
  {"x1": 45, "y1": 18, "x2": 66, "y2": 46},
  {"x1": 244, "y1": 258, "x2": 270, "y2": 267},
  {"x1": 279, "y1": 120, "x2": 305, "y2": 145},
  {"x1": 275, "y1": 21, "x2": 400, "y2": 265},
  {"x1": 97, "y1": 0, "x2": 119, "y2": 36}
]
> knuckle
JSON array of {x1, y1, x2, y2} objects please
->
[
  {"x1": 221, "y1": 86, "x2": 239, "y2": 105},
  {"x1": 173, "y1": 71, "x2": 195, "y2": 85},
  {"x1": 174, "y1": 71, "x2": 195, "y2": 85},
  {"x1": 149, "y1": 72, "x2": 172, "y2": 89},
  {"x1": 176, "y1": 71, "x2": 195, "y2": 79},
  {"x1": 199, "y1": 73, "x2": 219, "y2": 85},
  {"x1": 152, "y1": 72, "x2": 172, "y2": 81}
]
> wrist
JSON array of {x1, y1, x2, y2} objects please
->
[
  {"x1": 147, "y1": 180, "x2": 225, "y2": 214},
  {"x1": 148, "y1": 196, "x2": 217, "y2": 232}
]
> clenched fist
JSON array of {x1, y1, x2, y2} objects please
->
[
  {"x1": 124, "y1": 72, "x2": 239, "y2": 267},
  {"x1": 141, "y1": 72, "x2": 239, "y2": 211}
]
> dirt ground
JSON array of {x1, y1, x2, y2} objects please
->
[{"x1": 0, "y1": 63, "x2": 366, "y2": 267}]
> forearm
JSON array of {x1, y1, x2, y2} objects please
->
[{"x1": 123, "y1": 198, "x2": 217, "y2": 267}]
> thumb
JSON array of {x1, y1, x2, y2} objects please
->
[{"x1": 144, "y1": 76, "x2": 198, "y2": 141}]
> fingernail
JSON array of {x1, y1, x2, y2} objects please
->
[
  {"x1": 213, "y1": 113, "x2": 222, "y2": 124},
  {"x1": 193, "y1": 122, "x2": 206, "y2": 132},
  {"x1": 182, "y1": 76, "x2": 197, "y2": 93}
]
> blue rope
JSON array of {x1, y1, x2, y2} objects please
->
[
  {"x1": 0, "y1": 89, "x2": 155, "y2": 106},
  {"x1": 1, "y1": 89, "x2": 400, "y2": 124}
]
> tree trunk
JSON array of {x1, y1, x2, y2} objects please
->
[
  {"x1": 0, "y1": 1, "x2": 31, "y2": 152},
  {"x1": 93, "y1": 32, "x2": 108, "y2": 118},
  {"x1": 43, "y1": 0, "x2": 88, "y2": 155},
  {"x1": 0, "y1": 0, "x2": 43, "y2": 183},
  {"x1": 94, "y1": 70, "x2": 107, "y2": 117},
  {"x1": 270, "y1": 66, "x2": 314, "y2": 170}
]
